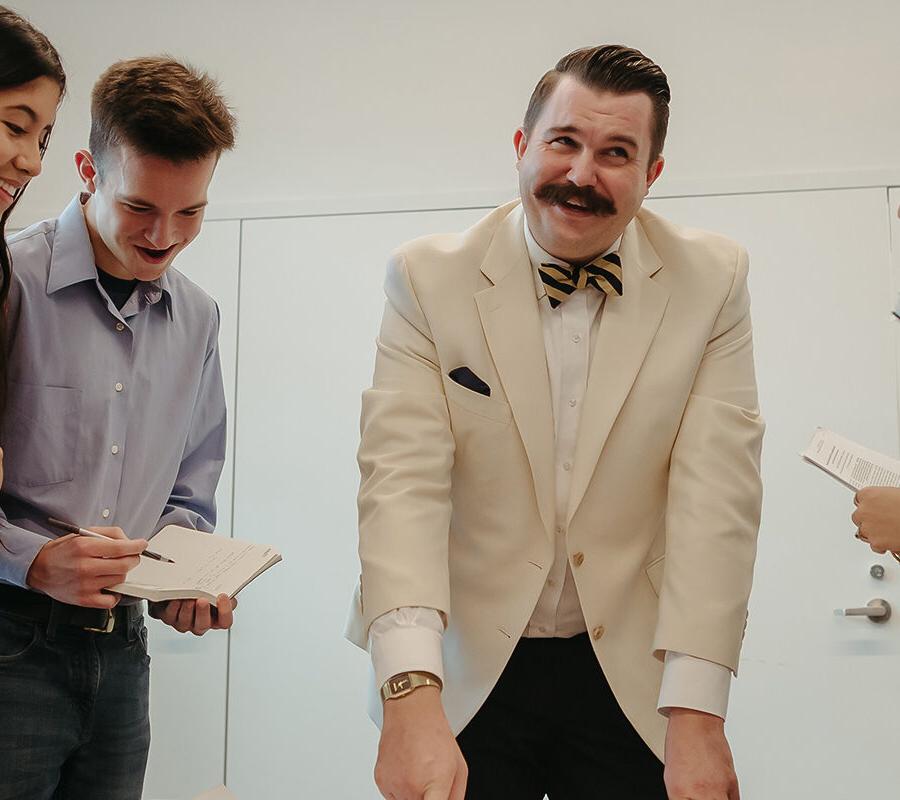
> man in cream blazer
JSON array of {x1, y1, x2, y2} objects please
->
[{"x1": 347, "y1": 45, "x2": 763, "y2": 800}]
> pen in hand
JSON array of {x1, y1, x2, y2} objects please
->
[{"x1": 47, "y1": 518, "x2": 176, "y2": 564}]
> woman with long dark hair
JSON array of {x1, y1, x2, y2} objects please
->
[{"x1": 0, "y1": 6, "x2": 65, "y2": 436}]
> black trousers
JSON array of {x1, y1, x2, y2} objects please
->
[{"x1": 457, "y1": 634, "x2": 666, "y2": 800}]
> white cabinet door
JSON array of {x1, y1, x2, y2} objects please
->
[
  {"x1": 647, "y1": 188, "x2": 900, "y2": 799},
  {"x1": 142, "y1": 220, "x2": 240, "y2": 800}
]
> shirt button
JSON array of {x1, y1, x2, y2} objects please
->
[
  {"x1": 556, "y1": 525, "x2": 564, "y2": 535},
  {"x1": 569, "y1": 398, "x2": 577, "y2": 407},
  {"x1": 562, "y1": 461, "x2": 572, "y2": 471},
  {"x1": 592, "y1": 625, "x2": 606, "y2": 641},
  {"x1": 547, "y1": 578, "x2": 557, "y2": 588},
  {"x1": 115, "y1": 322, "x2": 125, "y2": 332},
  {"x1": 572, "y1": 334, "x2": 582, "y2": 343},
  {"x1": 538, "y1": 626, "x2": 547, "y2": 633},
  {"x1": 101, "y1": 508, "x2": 111, "y2": 519},
  {"x1": 111, "y1": 444, "x2": 119, "y2": 455},
  {"x1": 115, "y1": 382, "x2": 124, "y2": 392},
  {"x1": 572, "y1": 552, "x2": 585, "y2": 567}
]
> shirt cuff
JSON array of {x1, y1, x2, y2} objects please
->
[
  {"x1": 657, "y1": 651, "x2": 731, "y2": 720},
  {"x1": 0, "y1": 522, "x2": 52, "y2": 588},
  {"x1": 369, "y1": 606, "x2": 445, "y2": 691}
]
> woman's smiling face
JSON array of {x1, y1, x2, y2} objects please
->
[{"x1": 0, "y1": 75, "x2": 60, "y2": 213}]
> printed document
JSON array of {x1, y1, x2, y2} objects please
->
[{"x1": 801, "y1": 428, "x2": 900, "y2": 491}]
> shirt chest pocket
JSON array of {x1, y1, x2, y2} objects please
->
[{"x1": 1, "y1": 383, "x2": 82, "y2": 488}]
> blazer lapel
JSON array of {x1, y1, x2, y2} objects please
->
[
  {"x1": 567, "y1": 216, "x2": 670, "y2": 524},
  {"x1": 475, "y1": 206, "x2": 556, "y2": 537}
]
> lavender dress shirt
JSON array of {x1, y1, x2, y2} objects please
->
[{"x1": 0, "y1": 195, "x2": 226, "y2": 589}]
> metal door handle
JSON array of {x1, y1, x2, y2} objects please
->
[{"x1": 835, "y1": 598, "x2": 892, "y2": 623}]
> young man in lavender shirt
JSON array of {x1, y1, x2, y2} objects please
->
[{"x1": 0, "y1": 56, "x2": 237, "y2": 799}]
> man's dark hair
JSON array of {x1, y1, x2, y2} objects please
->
[
  {"x1": 89, "y1": 56, "x2": 236, "y2": 171},
  {"x1": 523, "y1": 45, "x2": 671, "y2": 165}
]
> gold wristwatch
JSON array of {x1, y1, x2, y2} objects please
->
[{"x1": 381, "y1": 671, "x2": 443, "y2": 702}]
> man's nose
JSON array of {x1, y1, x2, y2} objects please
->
[
  {"x1": 146, "y1": 218, "x2": 174, "y2": 248},
  {"x1": 566, "y1": 151, "x2": 598, "y2": 187}
]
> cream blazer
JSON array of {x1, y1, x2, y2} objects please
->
[{"x1": 346, "y1": 201, "x2": 764, "y2": 758}]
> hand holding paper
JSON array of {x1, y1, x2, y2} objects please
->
[{"x1": 802, "y1": 428, "x2": 900, "y2": 562}]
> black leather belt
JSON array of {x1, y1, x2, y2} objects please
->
[{"x1": 0, "y1": 582, "x2": 142, "y2": 634}]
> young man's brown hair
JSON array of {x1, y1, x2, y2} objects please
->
[
  {"x1": 89, "y1": 55, "x2": 236, "y2": 170},
  {"x1": 523, "y1": 44, "x2": 671, "y2": 164}
]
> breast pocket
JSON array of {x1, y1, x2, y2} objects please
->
[
  {"x1": 1, "y1": 383, "x2": 82, "y2": 488},
  {"x1": 444, "y1": 377, "x2": 511, "y2": 424}
]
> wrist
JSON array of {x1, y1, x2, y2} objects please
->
[
  {"x1": 382, "y1": 683, "x2": 444, "y2": 725},
  {"x1": 381, "y1": 670, "x2": 443, "y2": 703},
  {"x1": 25, "y1": 543, "x2": 52, "y2": 592},
  {"x1": 668, "y1": 707, "x2": 725, "y2": 729}
]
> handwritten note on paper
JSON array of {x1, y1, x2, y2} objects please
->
[{"x1": 109, "y1": 525, "x2": 281, "y2": 602}]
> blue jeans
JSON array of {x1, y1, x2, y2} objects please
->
[{"x1": 0, "y1": 608, "x2": 151, "y2": 800}]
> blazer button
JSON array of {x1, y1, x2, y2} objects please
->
[
  {"x1": 592, "y1": 625, "x2": 605, "y2": 641},
  {"x1": 572, "y1": 552, "x2": 585, "y2": 567}
]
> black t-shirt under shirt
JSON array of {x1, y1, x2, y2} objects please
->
[{"x1": 96, "y1": 267, "x2": 137, "y2": 310}]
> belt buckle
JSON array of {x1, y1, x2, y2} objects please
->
[{"x1": 83, "y1": 609, "x2": 116, "y2": 634}]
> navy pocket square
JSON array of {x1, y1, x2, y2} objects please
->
[{"x1": 448, "y1": 366, "x2": 491, "y2": 397}]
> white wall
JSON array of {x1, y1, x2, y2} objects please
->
[
  {"x1": 8, "y1": 0, "x2": 900, "y2": 225},
  {"x1": 5, "y1": 2, "x2": 900, "y2": 798}
]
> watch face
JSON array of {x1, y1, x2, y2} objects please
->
[{"x1": 390, "y1": 675, "x2": 411, "y2": 693}]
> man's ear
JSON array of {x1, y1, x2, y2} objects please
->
[
  {"x1": 646, "y1": 155, "x2": 665, "y2": 191},
  {"x1": 74, "y1": 149, "x2": 98, "y2": 194},
  {"x1": 513, "y1": 127, "x2": 528, "y2": 165}
]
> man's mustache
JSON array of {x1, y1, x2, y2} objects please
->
[{"x1": 535, "y1": 182, "x2": 617, "y2": 216}]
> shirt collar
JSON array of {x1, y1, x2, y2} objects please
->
[
  {"x1": 46, "y1": 194, "x2": 174, "y2": 320},
  {"x1": 522, "y1": 215, "x2": 622, "y2": 301},
  {"x1": 46, "y1": 195, "x2": 100, "y2": 294}
]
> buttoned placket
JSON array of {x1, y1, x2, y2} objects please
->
[
  {"x1": 526, "y1": 287, "x2": 597, "y2": 637},
  {"x1": 94, "y1": 286, "x2": 160, "y2": 528}
]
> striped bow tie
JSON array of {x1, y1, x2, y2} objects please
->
[{"x1": 539, "y1": 253, "x2": 623, "y2": 309}]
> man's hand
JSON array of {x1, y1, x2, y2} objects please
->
[
  {"x1": 664, "y1": 708, "x2": 739, "y2": 800},
  {"x1": 852, "y1": 487, "x2": 900, "y2": 554},
  {"x1": 148, "y1": 593, "x2": 237, "y2": 636},
  {"x1": 26, "y1": 526, "x2": 147, "y2": 608},
  {"x1": 375, "y1": 685, "x2": 467, "y2": 800}
]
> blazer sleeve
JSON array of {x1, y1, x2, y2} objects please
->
[
  {"x1": 355, "y1": 252, "x2": 455, "y2": 638},
  {"x1": 653, "y1": 245, "x2": 765, "y2": 675}
]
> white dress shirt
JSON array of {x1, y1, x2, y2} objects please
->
[{"x1": 369, "y1": 217, "x2": 731, "y2": 719}]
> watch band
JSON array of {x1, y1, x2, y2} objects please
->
[{"x1": 381, "y1": 670, "x2": 443, "y2": 702}]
